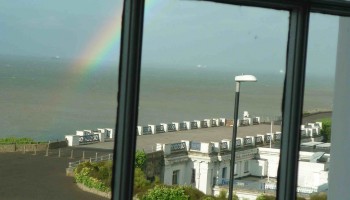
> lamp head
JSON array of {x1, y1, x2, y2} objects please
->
[{"x1": 235, "y1": 74, "x2": 257, "y2": 82}]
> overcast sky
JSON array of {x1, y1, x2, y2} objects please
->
[{"x1": 0, "y1": 0, "x2": 339, "y2": 76}]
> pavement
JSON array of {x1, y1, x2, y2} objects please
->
[{"x1": 0, "y1": 149, "x2": 109, "y2": 200}]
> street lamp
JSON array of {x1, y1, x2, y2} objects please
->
[{"x1": 228, "y1": 74, "x2": 257, "y2": 200}]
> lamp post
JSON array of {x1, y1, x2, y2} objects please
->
[{"x1": 228, "y1": 74, "x2": 257, "y2": 200}]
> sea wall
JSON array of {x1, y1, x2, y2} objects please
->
[
  {"x1": 76, "y1": 183, "x2": 111, "y2": 199},
  {"x1": 0, "y1": 143, "x2": 48, "y2": 153},
  {"x1": 48, "y1": 140, "x2": 68, "y2": 149}
]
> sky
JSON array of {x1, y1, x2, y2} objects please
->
[{"x1": 0, "y1": 0, "x2": 339, "y2": 76}]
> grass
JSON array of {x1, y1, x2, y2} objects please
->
[{"x1": 0, "y1": 137, "x2": 36, "y2": 144}]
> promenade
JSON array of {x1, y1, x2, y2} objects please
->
[
  {"x1": 82, "y1": 111, "x2": 331, "y2": 153},
  {"x1": 83, "y1": 124, "x2": 281, "y2": 153}
]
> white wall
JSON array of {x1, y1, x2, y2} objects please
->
[
  {"x1": 297, "y1": 162, "x2": 328, "y2": 188},
  {"x1": 65, "y1": 135, "x2": 79, "y2": 146},
  {"x1": 163, "y1": 161, "x2": 189, "y2": 186},
  {"x1": 258, "y1": 148, "x2": 280, "y2": 178},
  {"x1": 250, "y1": 159, "x2": 267, "y2": 176}
]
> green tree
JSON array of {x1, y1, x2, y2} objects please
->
[
  {"x1": 133, "y1": 167, "x2": 152, "y2": 197},
  {"x1": 135, "y1": 150, "x2": 147, "y2": 169},
  {"x1": 321, "y1": 119, "x2": 332, "y2": 142},
  {"x1": 134, "y1": 168, "x2": 151, "y2": 189},
  {"x1": 142, "y1": 185, "x2": 189, "y2": 200}
]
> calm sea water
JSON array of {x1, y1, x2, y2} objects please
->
[{"x1": 0, "y1": 56, "x2": 334, "y2": 140}]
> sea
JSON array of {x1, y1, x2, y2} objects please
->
[{"x1": 0, "y1": 55, "x2": 334, "y2": 141}]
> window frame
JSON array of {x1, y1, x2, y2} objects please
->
[
  {"x1": 222, "y1": 167, "x2": 227, "y2": 179},
  {"x1": 172, "y1": 170, "x2": 180, "y2": 185},
  {"x1": 244, "y1": 161, "x2": 249, "y2": 173},
  {"x1": 114, "y1": 0, "x2": 350, "y2": 199},
  {"x1": 191, "y1": 168, "x2": 196, "y2": 184}
]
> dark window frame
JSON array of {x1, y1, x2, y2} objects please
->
[
  {"x1": 113, "y1": 0, "x2": 350, "y2": 199},
  {"x1": 222, "y1": 167, "x2": 227, "y2": 179},
  {"x1": 244, "y1": 161, "x2": 249, "y2": 173},
  {"x1": 191, "y1": 168, "x2": 196, "y2": 184},
  {"x1": 172, "y1": 170, "x2": 180, "y2": 185}
]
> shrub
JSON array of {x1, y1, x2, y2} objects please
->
[
  {"x1": 256, "y1": 194, "x2": 275, "y2": 200},
  {"x1": 135, "y1": 150, "x2": 147, "y2": 169},
  {"x1": 320, "y1": 119, "x2": 332, "y2": 142},
  {"x1": 142, "y1": 185, "x2": 189, "y2": 200},
  {"x1": 256, "y1": 194, "x2": 306, "y2": 200},
  {"x1": 310, "y1": 192, "x2": 327, "y2": 200},
  {"x1": 74, "y1": 161, "x2": 112, "y2": 192},
  {"x1": 201, "y1": 196, "x2": 216, "y2": 200},
  {"x1": 183, "y1": 186, "x2": 206, "y2": 200},
  {"x1": 134, "y1": 168, "x2": 151, "y2": 190},
  {"x1": 218, "y1": 190, "x2": 227, "y2": 199}
]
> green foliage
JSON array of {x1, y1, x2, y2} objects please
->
[
  {"x1": 218, "y1": 190, "x2": 227, "y2": 199},
  {"x1": 217, "y1": 190, "x2": 237, "y2": 200},
  {"x1": 135, "y1": 150, "x2": 147, "y2": 169},
  {"x1": 256, "y1": 194, "x2": 306, "y2": 200},
  {"x1": 215, "y1": 190, "x2": 239, "y2": 200},
  {"x1": 201, "y1": 196, "x2": 216, "y2": 200},
  {"x1": 154, "y1": 176, "x2": 161, "y2": 185},
  {"x1": 74, "y1": 161, "x2": 113, "y2": 192},
  {"x1": 183, "y1": 186, "x2": 206, "y2": 200},
  {"x1": 134, "y1": 167, "x2": 151, "y2": 196},
  {"x1": 139, "y1": 184, "x2": 231, "y2": 200},
  {"x1": 142, "y1": 185, "x2": 189, "y2": 200},
  {"x1": 310, "y1": 192, "x2": 327, "y2": 200},
  {"x1": 0, "y1": 137, "x2": 35, "y2": 144},
  {"x1": 320, "y1": 119, "x2": 332, "y2": 142},
  {"x1": 256, "y1": 194, "x2": 275, "y2": 200}
]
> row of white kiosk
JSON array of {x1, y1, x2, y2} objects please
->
[
  {"x1": 157, "y1": 121, "x2": 324, "y2": 155},
  {"x1": 65, "y1": 128, "x2": 114, "y2": 146},
  {"x1": 137, "y1": 112, "x2": 262, "y2": 136}
]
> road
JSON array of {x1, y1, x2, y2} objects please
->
[{"x1": 0, "y1": 149, "x2": 108, "y2": 200}]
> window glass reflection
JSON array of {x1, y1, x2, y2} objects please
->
[{"x1": 298, "y1": 13, "x2": 339, "y2": 199}]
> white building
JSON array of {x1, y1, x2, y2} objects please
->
[
  {"x1": 65, "y1": 128, "x2": 114, "y2": 146},
  {"x1": 158, "y1": 134, "x2": 329, "y2": 198}
]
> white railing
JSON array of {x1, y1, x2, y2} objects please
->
[
  {"x1": 265, "y1": 183, "x2": 318, "y2": 194},
  {"x1": 68, "y1": 153, "x2": 113, "y2": 168}
]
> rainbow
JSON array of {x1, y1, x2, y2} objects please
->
[
  {"x1": 36, "y1": 1, "x2": 173, "y2": 137},
  {"x1": 71, "y1": 0, "x2": 163, "y2": 76},
  {"x1": 70, "y1": 7, "x2": 122, "y2": 76}
]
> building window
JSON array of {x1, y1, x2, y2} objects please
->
[
  {"x1": 172, "y1": 170, "x2": 179, "y2": 185},
  {"x1": 191, "y1": 168, "x2": 196, "y2": 184},
  {"x1": 222, "y1": 167, "x2": 227, "y2": 179},
  {"x1": 244, "y1": 161, "x2": 249, "y2": 173}
]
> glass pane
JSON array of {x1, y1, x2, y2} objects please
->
[
  {"x1": 298, "y1": 13, "x2": 339, "y2": 199},
  {"x1": 135, "y1": 1, "x2": 289, "y2": 199},
  {"x1": 0, "y1": 1, "x2": 121, "y2": 199}
]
